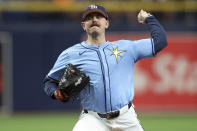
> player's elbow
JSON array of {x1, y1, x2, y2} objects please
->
[
  {"x1": 154, "y1": 33, "x2": 168, "y2": 54},
  {"x1": 160, "y1": 35, "x2": 168, "y2": 49},
  {"x1": 43, "y1": 76, "x2": 59, "y2": 99}
]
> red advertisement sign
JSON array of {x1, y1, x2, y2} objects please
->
[{"x1": 107, "y1": 33, "x2": 197, "y2": 111}]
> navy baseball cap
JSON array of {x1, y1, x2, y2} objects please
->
[{"x1": 82, "y1": 5, "x2": 108, "y2": 21}]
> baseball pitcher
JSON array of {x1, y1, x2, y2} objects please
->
[{"x1": 43, "y1": 4, "x2": 168, "y2": 131}]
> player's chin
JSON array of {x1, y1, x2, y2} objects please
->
[{"x1": 88, "y1": 29, "x2": 100, "y2": 35}]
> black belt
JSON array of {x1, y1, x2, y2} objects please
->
[{"x1": 84, "y1": 102, "x2": 132, "y2": 119}]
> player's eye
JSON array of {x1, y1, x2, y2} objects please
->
[
  {"x1": 96, "y1": 15, "x2": 101, "y2": 19},
  {"x1": 84, "y1": 13, "x2": 104, "y2": 21},
  {"x1": 85, "y1": 16, "x2": 92, "y2": 21},
  {"x1": 95, "y1": 14, "x2": 103, "y2": 19},
  {"x1": 85, "y1": 15, "x2": 94, "y2": 21}
]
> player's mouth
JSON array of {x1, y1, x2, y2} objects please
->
[{"x1": 90, "y1": 23, "x2": 100, "y2": 28}]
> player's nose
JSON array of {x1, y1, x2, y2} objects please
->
[{"x1": 92, "y1": 16, "x2": 98, "y2": 21}]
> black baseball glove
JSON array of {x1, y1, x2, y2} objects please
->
[{"x1": 58, "y1": 64, "x2": 90, "y2": 102}]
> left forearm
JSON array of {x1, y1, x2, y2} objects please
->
[{"x1": 145, "y1": 16, "x2": 168, "y2": 55}]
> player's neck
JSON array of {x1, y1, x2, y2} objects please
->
[{"x1": 86, "y1": 34, "x2": 106, "y2": 46}]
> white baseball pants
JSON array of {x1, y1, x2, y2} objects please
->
[{"x1": 73, "y1": 105, "x2": 144, "y2": 131}]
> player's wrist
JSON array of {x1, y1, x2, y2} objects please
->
[{"x1": 54, "y1": 89, "x2": 69, "y2": 102}]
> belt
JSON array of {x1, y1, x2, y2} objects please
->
[{"x1": 84, "y1": 102, "x2": 132, "y2": 119}]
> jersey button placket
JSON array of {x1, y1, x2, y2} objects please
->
[{"x1": 99, "y1": 46, "x2": 111, "y2": 112}]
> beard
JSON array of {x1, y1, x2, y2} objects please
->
[
  {"x1": 87, "y1": 28, "x2": 100, "y2": 38},
  {"x1": 91, "y1": 30, "x2": 99, "y2": 38}
]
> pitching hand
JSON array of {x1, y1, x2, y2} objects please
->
[{"x1": 137, "y1": 9, "x2": 152, "y2": 24}]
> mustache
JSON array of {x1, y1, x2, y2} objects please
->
[{"x1": 90, "y1": 23, "x2": 100, "y2": 27}]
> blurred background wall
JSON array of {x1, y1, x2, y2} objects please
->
[{"x1": 0, "y1": 0, "x2": 196, "y2": 113}]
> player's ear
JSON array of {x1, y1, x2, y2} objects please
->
[
  {"x1": 81, "y1": 22, "x2": 86, "y2": 31},
  {"x1": 105, "y1": 20, "x2": 109, "y2": 29}
]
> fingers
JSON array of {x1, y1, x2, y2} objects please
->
[
  {"x1": 138, "y1": 9, "x2": 152, "y2": 24},
  {"x1": 54, "y1": 90, "x2": 69, "y2": 102},
  {"x1": 54, "y1": 90, "x2": 64, "y2": 101}
]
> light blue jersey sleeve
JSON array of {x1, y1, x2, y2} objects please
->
[
  {"x1": 130, "y1": 38, "x2": 155, "y2": 62},
  {"x1": 48, "y1": 50, "x2": 70, "y2": 81}
]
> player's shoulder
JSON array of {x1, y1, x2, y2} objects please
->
[
  {"x1": 59, "y1": 43, "x2": 82, "y2": 56},
  {"x1": 64, "y1": 43, "x2": 83, "y2": 52},
  {"x1": 110, "y1": 40, "x2": 134, "y2": 45}
]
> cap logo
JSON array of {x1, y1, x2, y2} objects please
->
[{"x1": 89, "y1": 5, "x2": 97, "y2": 9}]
